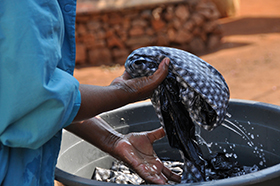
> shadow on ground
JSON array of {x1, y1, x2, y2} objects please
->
[{"x1": 222, "y1": 17, "x2": 280, "y2": 36}]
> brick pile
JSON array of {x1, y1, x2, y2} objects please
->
[{"x1": 75, "y1": 0, "x2": 222, "y2": 65}]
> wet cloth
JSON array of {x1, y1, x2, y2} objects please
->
[
  {"x1": 92, "y1": 155, "x2": 259, "y2": 184},
  {"x1": 93, "y1": 160, "x2": 184, "y2": 185},
  {"x1": 125, "y1": 46, "x2": 229, "y2": 130},
  {"x1": 0, "y1": 0, "x2": 80, "y2": 185},
  {"x1": 125, "y1": 46, "x2": 230, "y2": 182}
]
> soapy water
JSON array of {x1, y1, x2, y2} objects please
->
[
  {"x1": 222, "y1": 113, "x2": 266, "y2": 167},
  {"x1": 92, "y1": 155, "x2": 259, "y2": 184},
  {"x1": 180, "y1": 111, "x2": 268, "y2": 183},
  {"x1": 197, "y1": 113, "x2": 266, "y2": 168},
  {"x1": 171, "y1": 113, "x2": 262, "y2": 183},
  {"x1": 92, "y1": 113, "x2": 266, "y2": 184}
]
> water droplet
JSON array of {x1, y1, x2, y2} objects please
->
[
  {"x1": 120, "y1": 118, "x2": 125, "y2": 123},
  {"x1": 153, "y1": 165, "x2": 157, "y2": 170},
  {"x1": 195, "y1": 134, "x2": 213, "y2": 153},
  {"x1": 251, "y1": 134, "x2": 254, "y2": 139},
  {"x1": 247, "y1": 142, "x2": 253, "y2": 147},
  {"x1": 226, "y1": 113, "x2": 232, "y2": 118},
  {"x1": 225, "y1": 153, "x2": 233, "y2": 158}
]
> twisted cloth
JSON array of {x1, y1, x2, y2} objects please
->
[{"x1": 125, "y1": 46, "x2": 230, "y2": 183}]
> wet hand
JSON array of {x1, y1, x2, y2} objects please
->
[
  {"x1": 112, "y1": 127, "x2": 181, "y2": 184},
  {"x1": 110, "y1": 57, "x2": 170, "y2": 102},
  {"x1": 73, "y1": 58, "x2": 169, "y2": 123}
]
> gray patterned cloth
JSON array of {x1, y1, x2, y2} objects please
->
[
  {"x1": 125, "y1": 46, "x2": 229, "y2": 131},
  {"x1": 92, "y1": 162, "x2": 145, "y2": 185},
  {"x1": 92, "y1": 161, "x2": 184, "y2": 185},
  {"x1": 125, "y1": 46, "x2": 230, "y2": 183}
]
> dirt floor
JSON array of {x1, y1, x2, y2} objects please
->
[{"x1": 73, "y1": 0, "x2": 280, "y2": 106}]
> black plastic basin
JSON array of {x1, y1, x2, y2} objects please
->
[{"x1": 55, "y1": 99, "x2": 280, "y2": 186}]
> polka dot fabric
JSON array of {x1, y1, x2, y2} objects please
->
[{"x1": 125, "y1": 46, "x2": 230, "y2": 131}]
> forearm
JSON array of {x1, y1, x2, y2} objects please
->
[
  {"x1": 65, "y1": 116, "x2": 123, "y2": 155},
  {"x1": 73, "y1": 84, "x2": 133, "y2": 122}
]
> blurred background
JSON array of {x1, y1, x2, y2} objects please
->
[{"x1": 73, "y1": 0, "x2": 280, "y2": 106}]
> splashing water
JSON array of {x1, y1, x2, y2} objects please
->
[
  {"x1": 92, "y1": 111, "x2": 266, "y2": 184},
  {"x1": 222, "y1": 119, "x2": 255, "y2": 147},
  {"x1": 199, "y1": 112, "x2": 267, "y2": 169},
  {"x1": 195, "y1": 134, "x2": 213, "y2": 154}
]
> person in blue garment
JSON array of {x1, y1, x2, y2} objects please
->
[{"x1": 0, "y1": 0, "x2": 181, "y2": 185}]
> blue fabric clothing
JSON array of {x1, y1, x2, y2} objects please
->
[{"x1": 0, "y1": 0, "x2": 81, "y2": 185}]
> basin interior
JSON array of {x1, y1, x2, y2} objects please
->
[{"x1": 56, "y1": 100, "x2": 280, "y2": 185}]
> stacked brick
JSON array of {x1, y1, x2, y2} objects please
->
[{"x1": 75, "y1": 0, "x2": 222, "y2": 66}]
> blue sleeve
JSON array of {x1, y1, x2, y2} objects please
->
[{"x1": 0, "y1": 1, "x2": 81, "y2": 149}]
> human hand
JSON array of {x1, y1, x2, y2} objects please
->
[
  {"x1": 73, "y1": 58, "x2": 169, "y2": 122},
  {"x1": 110, "y1": 57, "x2": 170, "y2": 102},
  {"x1": 112, "y1": 127, "x2": 181, "y2": 184},
  {"x1": 68, "y1": 117, "x2": 180, "y2": 184}
]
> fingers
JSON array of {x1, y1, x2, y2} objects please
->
[
  {"x1": 121, "y1": 56, "x2": 169, "y2": 81},
  {"x1": 138, "y1": 163, "x2": 168, "y2": 185},
  {"x1": 158, "y1": 57, "x2": 170, "y2": 71},
  {"x1": 158, "y1": 173, "x2": 168, "y2": 184},
  {"x1": 150, "y1": 57, "x2": 170, "y2": 84},
  {"x1": 139, "y1": 161, "x2": 181, "y2": 184},
  {"x1": 146, "y1": 127, "x2": 166, "y2": 144},
  {"x1": 162, "y1": 166, "x2": 182, "y2": 183},
  {"x1": 149, "y1": 173, "x2": 168, "y2": 185}
]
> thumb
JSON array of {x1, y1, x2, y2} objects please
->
[
  {"x1": 146, "y1": 127, "x2": 166, "y2": 144},
  {"x1": 150, "y1": 57, "x2": 170, "y2": 84}
]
